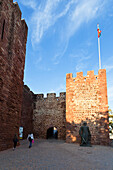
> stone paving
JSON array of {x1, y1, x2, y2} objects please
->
[{"x1": 0, "y1": 139, "x2": 113, "y2": 170}]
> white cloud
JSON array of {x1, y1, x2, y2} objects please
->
[
  {"x1": 65, "y1": 0, "x2": 106, "y2": 40},
  {"x1": 75, "y1": 62, "x2": 88, "y2": 72},
  {"x1": 70, "y1": 49, "x2": 92, "y2": 71},
  {"x1": 55, "y1": 0, "x2": 77, "y2": 19},
  {"x1": 103, "y1": 57, "x2": 113, "y2": 72},
  {"x1": 75, "y1": 55, "x2": 91, "y2": 71},
  {"x1": 31, "y1": 0, "x2": 60, "y2": 44},
  {"x1": 18, "y1": 0, "x2": 37, "y2": 9},
  {"x1": 36, "y1": 56, "x2": 42, "y2": 64},
  {"x1": 29, "y1": 0, "x2": 107, "y2": 49},
  {"x1": 104, "y1": 65, "x2": 113, "y2": 72},
  {"x1": 19, "y1": 0, "x2": 108, "y2": 45},
  {"x1": 20, "y1": 0, "x2": 108, "y2": 64},
  {"x1": 52, "y1": 41, "x2": 68, "y2": 65}
]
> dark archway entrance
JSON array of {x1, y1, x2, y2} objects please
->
[{"x1": 47, "y1": 127, "x2": 58, "y2": 139}]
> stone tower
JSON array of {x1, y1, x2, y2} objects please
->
[
  {"x1": 66, "y1": 69, "x2": 109, "y2": 145},
  {"x1": 0, "y1": 0, "x2": 28, "y2": 151}
]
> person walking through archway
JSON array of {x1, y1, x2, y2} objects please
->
[{"x1": 27, "y1": 133, "x2": 34, "y2": 148}]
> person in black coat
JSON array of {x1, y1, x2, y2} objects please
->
[{"x1": 13, "y1": 134, "x2": 18, "y2": 150}]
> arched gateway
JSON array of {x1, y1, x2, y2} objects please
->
[{"x1": 47, "y1": 127, "x2": 58, "y2": 139}]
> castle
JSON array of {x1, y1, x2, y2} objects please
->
[
  {"x1": 0, "y1": 0, "x2": 109, "y2": 151},
  {"x1": 21, "y1": 69, "x2": 109, "y2": 146}
]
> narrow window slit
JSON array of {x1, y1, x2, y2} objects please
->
[{"x1": 1, "y1": 20, "x2": 5, "y2": 40}]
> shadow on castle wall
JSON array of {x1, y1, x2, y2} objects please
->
[
  {"x1": 21, "y1": 85, "x2": 110, "y2": 146},
  {"x1": 66, "y1": 111, "x2": 109, "y2": 146}
]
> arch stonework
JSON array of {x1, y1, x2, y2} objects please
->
[{"x1": 33, "y1": 93, "x2": 66, "y2": 140}]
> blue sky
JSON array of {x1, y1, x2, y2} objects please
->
[{"x1": 15, "y1": 0, "x2": 113, "y2": 111}]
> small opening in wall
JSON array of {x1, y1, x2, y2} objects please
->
[
  {"x1": 84, "y1": 78, "x2": 86, "y2": 81},
  {"x1": 96, "y1": 77, "x2": 97, "y2": 80},
  {"x1": 0, "y1": 78, "x2": 3, "y2": 88},
  {"x1": 47, "y1": 127, "x2": 58, "y2": 139},
  {"x1": 1, "y1": 20, "x2": 5, "y2": 40},
  {"x1": 73, "y1": 79, "x2": 75, "y2": 82}
]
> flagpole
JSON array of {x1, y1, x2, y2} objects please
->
[
  {"x1": 98, "y1": 37, "x2": 101, "y2": 69},
  {"x1": 97, "y1": 24, "x2": 101, "y2": 69}
]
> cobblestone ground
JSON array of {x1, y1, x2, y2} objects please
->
[{"x1": 0, "y1": 139, "x2": 113, "y2": 170}]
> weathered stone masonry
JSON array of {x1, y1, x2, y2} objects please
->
[
  {"x1": 66, "y1": 69, "x2": 109, "y2": 145},
  {"x1": 33, "y1": 93, "x2": 66, "y2": 140},
  {"x1": 0, "y1": 0, "x2": 28, "y2": 151},
  {"x1": 21, "y1": 85, "x2": 34, "y2": 139}
]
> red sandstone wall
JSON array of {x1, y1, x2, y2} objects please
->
[
  {"x1": 66, "y1": 69, "x2": 109, "y2": 145},
  {"x1": 21, "y1": 85, "x2": 34, "y2": 139},
  {"x1": 0, "y1": 0, "x2": 28, "y2": 151},
  {"x1": 33, "y1": 93, "x2": 66, "y2": 140}
]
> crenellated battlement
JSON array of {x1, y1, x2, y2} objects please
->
[
  {"x1": 35, "y1": 92, "x2": 66, "y2": 101},
  {"x1": 59, "y1": 92, "x2": 66, "y2": 98},
  {"x1": 66, "y1": 69, "x2": 106, "y2": 83},
  {"x1": 47, "y1": 93, "x2": 56, "y2": 98},
  {"x1": 36, "y1": 94, "x2": 44, "y2": 100}
]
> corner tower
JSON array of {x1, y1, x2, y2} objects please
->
[{"x1": 66, "y1": 69, "x2": 109, "y2": 145}]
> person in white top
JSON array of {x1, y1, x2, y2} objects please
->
[{"x1": 27, "y1": 133, "x2": 34, "y2": 148}]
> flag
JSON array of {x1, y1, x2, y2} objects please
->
[{"x1": 97, "y1": 25, "x2": 101, "y2": 38}]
